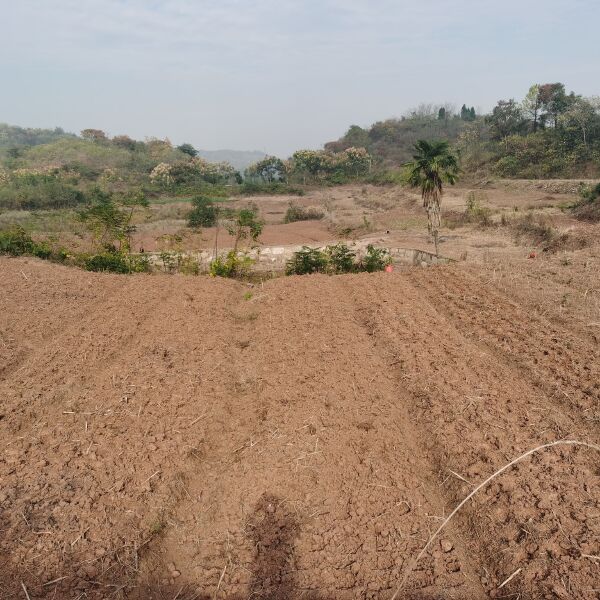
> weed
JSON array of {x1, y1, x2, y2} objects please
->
[
  {"x1": 391, "y1": 216, "x2": 427, "y2": 231},
  {"x1": 148, "y1": 515, "x2": 166, "y2": 536},
  {"x1": 354, "y1": 196, "x2": 394, "y2": 212},
  {"x1": 239, "y1": 182, "x2": 304, "y2": 196},
  {"x1": 462, "y1": 191, "x2": 493, "y2": 226},
  {"x1": 83, "y1": 251, "x2": 150, "y2": 274},
  {"x1": 510, "y1": 213, "x2": 556, "y2": 245},
  {"x1": 560, "y1": 255, "x2": 573, "y2": 266},
  {"x1": 159, "y1": 251, "x2": 177, "y2": 273},
  {"x1": 209, "y1": 250, "x2": 254, "y2": 278},
  {"x1": 573, "y1": 182, "x2": 600, "y2": 222},
  {"x1": 335, "y1": 215, "x2": 374, "y2": 238},
  {"x1": 0, "y1": 226, "x2": 52, "y2": 258},
  {"x1": 230, "y1": 310, "x2": 259, "y2": 322},
  {"x1": 186, "y1": 445, "x2": 205, "y2": 461},
  {"x1": 178, "y1": 255, "x2": 200, "y2": 275}
]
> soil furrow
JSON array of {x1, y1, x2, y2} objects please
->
[
  {"x1": 0, "y1": 263, "x2": 243, "y2": 598},
  {"x1": 410, "y1": 266, "x2": 600, "y2": 428},
  {"x1": 1, "y1": 258, "x2": 598, "y2": 600},
  {"x1": 346, "y1": 272, "x2": 599, "y2": 599},
  {"x1": 136, "y1": 275, "x2": 486, "y2": 599}
]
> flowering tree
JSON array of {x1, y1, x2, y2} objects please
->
[
  {"x1": 338, "y1": 147, "x2": 371, "y2": 177},
  {"x1": 289, "y1": 148, "x2": 371, "y2": 182},
  {"x1": 291, "y1": 150, "x2": 326, "y2": 183},
  {"x1": 150, "y1": 162, "x2": 173, "y2": 186},
  {"x1": 150, "y1": 158, "x2": 238, "y2": 187}
]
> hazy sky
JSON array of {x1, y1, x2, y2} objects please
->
[{"x1": 2, "y1": 0, "x2": 599, "y2": 156}]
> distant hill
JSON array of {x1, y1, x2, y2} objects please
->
[
  {"x1": 0, "y1": 123, "x2": 76, "y2": 148},
  {"x1": 196, "y1": 149, "x2": 266, "y2": 171}
]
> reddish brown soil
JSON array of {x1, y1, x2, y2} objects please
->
[{"x1": 1, "y1": 256, "x2": 599, "y2": 599}]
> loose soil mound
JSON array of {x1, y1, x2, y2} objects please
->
[{"x1": 0, "y1": 258, "x2": 598, "y2": 599}]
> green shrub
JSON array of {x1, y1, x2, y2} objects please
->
[
  {"x1": 360, "y1": 244, "x2": 392, "y2": 272},
  {"x1": 187, "y1": 195, "x2": 218, "y2": 228},
  {"x1": 286, "y1": 243, "x2": 392, "y2": 276},
  {"x1": 79, "y1": 187, "x2": 148, "y2": 252},
  {"x1": 130, "y1": 254, "x2": 151, "y2": 272},
  {"x1": 492, "y1": 156, "x2": 520, "y2": 177},
  {"x1": 83, "y1": 251, "x2": 150, "y2": 274},
  {"x1": 584, "y1": 182, "x2": 600, "y2": 201},
  {"x1": 364, "y1": 170, "x2": 404, "y2": 185},
  {"x1": 209, "y1": 250, "x2": 253, "y2": 278},
  {"x1": 325, "y1": 243, "x2": 356, "y2": 273},
  {"x1": 84, "y1": 252, "x2": 130, "y2": 273},
  {"x1": 326, "y1": 172, "x2": 350, "y2": 185},
  {"x1": 64, "y1": 162, "x2": 102, "y2": 180},
  {"x1": 285, "y1": 246, "x2": 328, "y2": 275},
  {"x1": 0, "y1": 226, "x2": 52, "y2": 258},
  {"x1": 0, "y1": 179, "x2": 86, "y2": 210},
  {"x1": 283, "y1": 202, "x2": 324, "y2": 223}
]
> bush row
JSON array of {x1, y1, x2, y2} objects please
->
[
  {"x1": 1, "y1": 227, "x2": 394, "y2": 278},
  {"x1": 285, "y1": 244, "x2": 391, "y2": 275}
]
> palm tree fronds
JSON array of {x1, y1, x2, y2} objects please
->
[{"x1": 403, "y1": 139, "x2": 460, "y2": 255}]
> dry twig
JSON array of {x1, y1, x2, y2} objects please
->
[{"x1": 390, "y1": 439, "x2": 600, "y2": 600}]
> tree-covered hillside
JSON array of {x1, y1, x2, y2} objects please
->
[
  {"x1": 325, "y1": 103, "x2": 478, "y2": 167},
  {"x1": 0, "y1": 131, "x2": 245, "y2": 210},
  {"x1": 326, "y1": 84, "x2": 600, "y2": 178}
]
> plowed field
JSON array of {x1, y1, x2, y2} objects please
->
[{"x1": 1, "y1": 256, "x2": 599, "y2": 599}]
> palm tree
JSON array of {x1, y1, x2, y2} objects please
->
[{"x1": 404, "y1": 140, "x2": 460, "y2": 255}]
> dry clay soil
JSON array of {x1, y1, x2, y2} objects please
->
[{"x1": 0, "y1": 257, "x2": 599, "y2": 599}]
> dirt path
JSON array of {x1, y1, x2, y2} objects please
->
[{"x1": 0, "y1": 258, "x2": 598, "y2": 599}]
